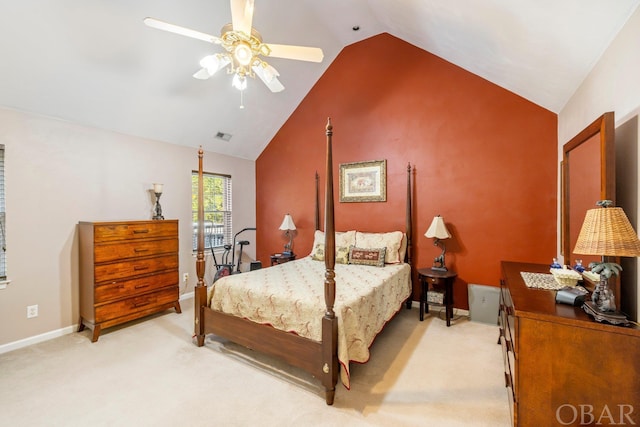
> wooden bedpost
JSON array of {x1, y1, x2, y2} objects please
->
[
  {"x1": 322, "y1": 118, "x2": 339, "y2": 405},
  {"x1": 405, "y1": 162, "x2": 414, "y2": 309},
  {"x1": 194, "y1": 147, "x2": 207, "y2": 346}
]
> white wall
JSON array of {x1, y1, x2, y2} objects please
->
[
  {"x1": 559, "y1": 6, "x2": 640, "y2": 319},
  {"x1": 0, "y1": 107, "x2": 256, "y2": 346}
]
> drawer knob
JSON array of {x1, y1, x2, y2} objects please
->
[{"x1": 133, "y1": 229, "x2": 150, "y2": 234}]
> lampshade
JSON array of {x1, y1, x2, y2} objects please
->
[
  {"x1": 573, "y1": 206, "x2": 640, "y2": 257},
  {"x1": 153, "y1": 183, "x2": 163, "y2": 194},
  {"x1": 279, "y1": 214, "x2": 296, "y2": 231},
  {"x1": 232, "y1": 73, "x2": 247, "y2": 91},
  {"x1": 425, "y1": 216, "x2": 451, "y2": 240}
]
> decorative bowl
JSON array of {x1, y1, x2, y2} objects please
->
[{"x1": 550, "y1": 268, "x2": 582, "y2": 287}]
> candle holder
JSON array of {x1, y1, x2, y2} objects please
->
[{"x1": 152, "y1": 183, "x2": 164, "y2": 220}]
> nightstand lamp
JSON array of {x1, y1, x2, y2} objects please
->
[
  {"x1": 425, "y1": 215, "x2": 451, "y2": 271},
  {"x1": 279, "y1": 213, "x2": 296, "y2": 255}
]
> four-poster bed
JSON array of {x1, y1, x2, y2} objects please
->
[{"x1": 194, "y1": 119, "x2": 414, "y2": 405}]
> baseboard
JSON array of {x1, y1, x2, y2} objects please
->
[
  {"x1": 1, "y1": 293, "x2": 196, "y2": 355},
  {"x1": 3, "y1": 296, "x2": 465, "y2": 354},
  {"x1": 180, "y1": 291, "x2": 194, "y2": 301},
  {"x1": 0, "y1": 325, "x2": 77, "y2": 355}
]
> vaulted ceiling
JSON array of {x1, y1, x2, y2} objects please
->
[{"x1": 0, "y1": 1, "x2": 638, "y2": 160}]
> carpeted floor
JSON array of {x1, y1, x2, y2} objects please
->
[{"x1": 0, "y1": 299, "x2": 511, "y2": 426}]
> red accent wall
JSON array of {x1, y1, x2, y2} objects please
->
[{"x1": 256, "y1": 33, "x2": 557, "y2": 308}]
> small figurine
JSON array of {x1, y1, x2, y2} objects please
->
[{"x1": 550, "y1": 258, "x2": 562, "y2": 269}]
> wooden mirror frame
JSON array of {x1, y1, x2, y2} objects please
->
[{"x1": 561, "y1": 112, "x2": 615, "y2": 267}]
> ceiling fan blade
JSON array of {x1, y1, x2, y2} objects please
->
[
  {"x1": 230, "y1": 0, "x2": 254, "y2": 36},
  {"x1": 144, "y1": 17, "x2": 220, "y2": 44},
  {"x1": 253, "y1": 64, "x2": 284, "y2": 92},
  {"x1": 265, "y1": 44, "x2": 324, "y2": 63}
]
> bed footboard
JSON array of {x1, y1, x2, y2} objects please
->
[{"x1": 193, "y1": 120, "x2": 411, "y2": 406}]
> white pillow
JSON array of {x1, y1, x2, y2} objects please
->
[
  {"x1": 355, "y1": 231, "x2": 405, "y2": 264},
  {"x1": 309, "y1": 230, "x2": 356, "y2": 255}
]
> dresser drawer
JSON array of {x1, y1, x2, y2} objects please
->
[
  {"x1": 95, "y1": 286, "x2": 178, "y2": 322},
  {"x1": 94, "y1": 238, "x2": 178, "y2": 263},
  {"x1": 94, "y1": 221, "x2": 178, "y2": 243},
  {"x1": 95, "y1": 271, "x2": 178, "y2": 303},
  {"x1": 94, "y1": 254, "x2": 178, "y2": 283}
]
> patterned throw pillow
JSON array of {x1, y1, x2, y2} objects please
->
[
  {"x1": 354, "y1": 231, "x2": 405, "y2": 264},
  {"x1": 348, "y1": 246, "x2": 386, "y2": 267},
  {"x1": 311, "y1": 244, "x2": 350, "y2": 264},
  {"x1": 336, "y1": 246, "x2": 350, "y2": 264},
  {"x1": 311, "y1": 243, "x2": 325, "y2": 261}
]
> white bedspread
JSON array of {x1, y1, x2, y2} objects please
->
[{"x1": 208, "y1": 256, "x2": 412, "y2": 389}]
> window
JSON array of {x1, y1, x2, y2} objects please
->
[
  {"x1": 0, "y1": 145, "x2": 5, "y2": 280},
  {"x1": 191, "y1": 171, "x2": 232, "y2": 251}
]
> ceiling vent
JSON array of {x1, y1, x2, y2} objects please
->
[{"x1": 215, "y1": 131, "x2": 232, "y2": 142}]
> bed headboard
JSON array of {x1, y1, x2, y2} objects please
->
[{"x1": 312, "y1": 159, "x2": 414, "y2": 266}]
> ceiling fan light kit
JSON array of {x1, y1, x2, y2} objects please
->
[{"x1": 144, "y1": 0, "x2": 323, "y2": 107}]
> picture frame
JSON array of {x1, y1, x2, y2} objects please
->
[{"x1": 339, "y1": 159, "x2": 386, "y2": 202}]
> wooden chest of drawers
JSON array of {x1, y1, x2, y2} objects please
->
[
  {"x1": 499, "y1": 261, "x2": 640, "y2": 426},
  {"x1": 78, "y1": 220, "x2": 181, "y2": 342}
]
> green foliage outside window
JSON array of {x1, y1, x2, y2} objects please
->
[{"x1": 191, "y1": 172, "x2": 231, "y2": 250}]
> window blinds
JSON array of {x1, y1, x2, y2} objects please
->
[{"x1": 0, "y1": 146, "x2": 6, "y2": 279}]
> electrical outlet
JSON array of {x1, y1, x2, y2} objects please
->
[
  {"x1": 183, "y1": 273, "x2": 189, "y2": 283},
  {"x1": 27, "y1": 304, "x2": 38, "y2": 318}
]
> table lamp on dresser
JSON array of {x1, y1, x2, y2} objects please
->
[
  {"x1": 152, "y1": 183, "x2": 164, "y2": 220},
  {"x1": 573, "y1": 200, "x2": 640, "y2": 325}
]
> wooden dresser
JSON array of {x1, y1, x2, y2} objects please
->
[
  {"x1": 78, "y1": 220, "x2": 181, "y2": 342},
  {"x1": 499, "y1": 261, "x2": 639, "y2": 426}
]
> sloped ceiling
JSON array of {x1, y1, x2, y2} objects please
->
[{"x1": 0, "y1": 0, "x2": 638, "y2": 160}]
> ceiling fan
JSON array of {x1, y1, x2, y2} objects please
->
[{"x1": 144, "y1": 0, "x2": 324, "y2": 94}]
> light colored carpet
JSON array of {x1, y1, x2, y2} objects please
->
[{"x1": 0, "y1": 299, "x2": 510, "y2": 426}]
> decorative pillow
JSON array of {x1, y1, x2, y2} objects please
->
[
  {"x1": 349, "y1": 246, "x2": 386, "y2": 267},
  {"x1": 354, "y1": 231, "x2": 404, "y2": 264},
  {"x1": 311, "y1": 244, "x2": 349, "y2": 264},
  {"x1": 398, "y1": 233, "x2": 408, "y2": 263},
  {"x1": 311, "y1": 243, "x2": 325, "y2": 261},
  {"x1": 310, "y1": 230, "x2": 356, "y2": 256},
  {"x1": 336, "y1": 246, "x2": 350, "y2": 264}
]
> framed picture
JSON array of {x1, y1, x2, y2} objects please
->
[{"x1": 339, "y1": 160, "x2": 386, "y2": 202}]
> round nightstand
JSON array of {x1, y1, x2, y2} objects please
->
[
  {"x1": 270, "y1": 253, "x2": 296, "y2": 266},
  {"x1": 417, "y1": 268, "x2": 458, "y2": 326}
]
